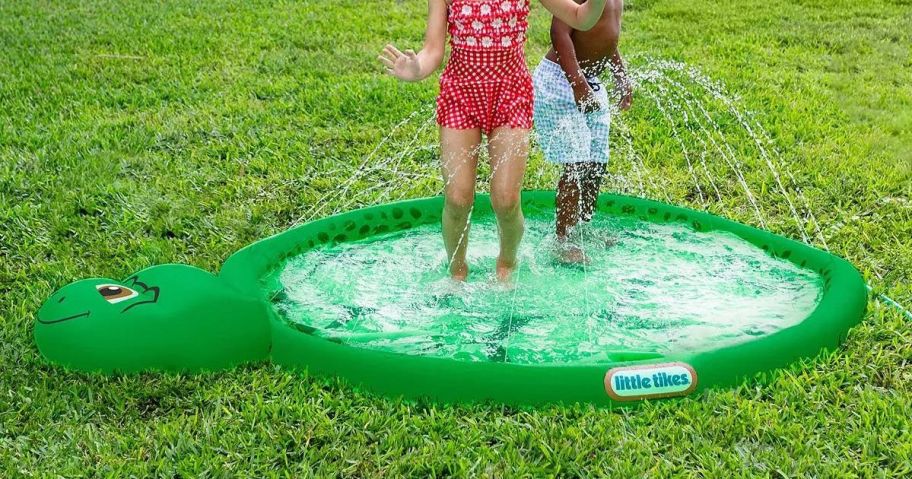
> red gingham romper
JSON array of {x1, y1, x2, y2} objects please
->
[{"x1": 436, "y1": 0, "x2": 534, "y2": 135}]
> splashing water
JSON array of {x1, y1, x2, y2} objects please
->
[
  {"x1": 298, "y1": 56, "x2": 827, "y2": 235},
  {"x1": 296, "y1": 55, "x2": 911, "y2": 327},
  {"x1": 273, "y1": 211, "x2": 823, "y2": 365}
]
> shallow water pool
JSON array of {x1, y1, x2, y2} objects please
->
[{"x1": 272, "y1": 213, "x2": 822, "y2": 365}]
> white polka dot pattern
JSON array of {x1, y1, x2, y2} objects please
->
[{"x1": 447, "y1": 0, "x2": 529, "y2": 52}]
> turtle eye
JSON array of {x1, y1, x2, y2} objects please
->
[{"x1": 96, "y1": 284, "x2": 138, "y2": 304}]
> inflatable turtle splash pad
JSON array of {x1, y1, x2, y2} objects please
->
[{"x1": 35, "y1": 192, "x2": 867, "y2": 406}]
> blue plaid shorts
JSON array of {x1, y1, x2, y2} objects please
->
[{"x1": 533, "y1": 58, "x2": 610, "y2": 164}]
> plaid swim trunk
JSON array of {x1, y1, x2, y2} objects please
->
[{"x1": 533, "y1": 58, "x2": 610, "y2": 164}]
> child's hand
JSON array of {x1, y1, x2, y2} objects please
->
[
  {"x1": 573, "y1": 84, "x2": 601, "y2": 114},
  {"x1": 379, "y1": 44, "x2": 422, "y2": 82},
  {"x1": 615, "y1": 78, "x2": 632, "y2": 111}
]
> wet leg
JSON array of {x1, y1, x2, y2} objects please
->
[
  {"x1": 440, "y1": 127, "x2": 481, "y2": 280},
  {"x1": 487, "y1": 127, "x2": 529, "y2": 282}
]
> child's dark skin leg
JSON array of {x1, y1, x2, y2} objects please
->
[
  {"x1": 556, "y1": 163, "x2": 584, "y2": 240},
  {"x1": 579, "y1": 161, "x2": 606, "y2": 222},
  {"x1": 556, "y1": 162, "x2": 606, "y2": 263}
]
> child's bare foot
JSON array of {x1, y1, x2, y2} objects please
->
[
  {"x1": 495, "y1": 257, "x2": 517, "y2": 282},
  {"x1": 558, "y1": 245, "x2": 590, "y2": 265},
  {"x1": 449, "y1": 261, "x2": 469, "y2": 281}
]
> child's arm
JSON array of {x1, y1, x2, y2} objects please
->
[
  {"x1": 539, "y1": 0, "x2": 607, "y2": 31},
  {"x1": 378, "y1": 0, "x2": 447, "y2": 82},
  {"x1": 550, "y1": 19, "x2": 600, "y2": 113},
  {"x1": 608, "y1": 46, "x2": 631, "y2": 111},
  {"x1": 605, "y1": 0, "x2": 631, "y2": 110}
]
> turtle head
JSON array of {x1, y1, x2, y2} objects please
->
[
  {"x1": 35, "y1": 264, "x2": 271, "y2": 373},
  {"x1": 37, "y1": 276, "x2": 160, "y2": 328}
]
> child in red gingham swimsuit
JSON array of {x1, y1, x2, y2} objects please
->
[
  {"x1": 437, "y1": 0, "x2": 534, "y2": 134},
  {"x1": 380, "y1": 0, "x2": 609, "y2": 282}
]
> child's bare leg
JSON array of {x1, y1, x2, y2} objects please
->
[
  {"x1": 556, "y1": 162, "x2": 605, "y2": 264},
  {"x1": 556, "y1": 163, "x2": 584, "y2": 240},
  {"x1": 555, "y1": 163, "x2": 588, "y2": 264},
  {"x1": 440, "y1": 127, "x2": 481, "y2": 280},
  {"x1": 579, "y1": 162, "x2": 607, "y2": 222},
  {"x1": 488, "y1": 127, "x2": 529, "y2": 282}
]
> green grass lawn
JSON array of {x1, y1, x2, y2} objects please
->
[{"x1": 2, "y1": 0, "x2": 911, "y2": 476}]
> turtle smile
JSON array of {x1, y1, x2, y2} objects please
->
[{"x1": 38, "y1": 311, "x2": 91, "y2": 325}]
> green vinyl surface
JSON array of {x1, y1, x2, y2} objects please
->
[
  {"x1": 35, "y1": 192, "x2": 868, "y2": 406},
  {"x1": 231, "y1": 192, "x2": 867, "y2": 406}
]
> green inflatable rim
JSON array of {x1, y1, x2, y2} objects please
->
[
  {"x1": 221, "y1": 191, "x2": 868, "y2": 406},
  {"x1": 33, "y1": 191, "x2": 867, "y2": 407}
]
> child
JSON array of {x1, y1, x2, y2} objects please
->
[
  {"x1": 379, "y1": 0, "x2": 609, "y2": 282},
  {"x1": 532, "y1": 0, "x2": 632, "y2": 264}
]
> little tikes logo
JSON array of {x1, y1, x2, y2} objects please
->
[{"x1": 604, "y1": 362, "x2": 698, "y2": 401}]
